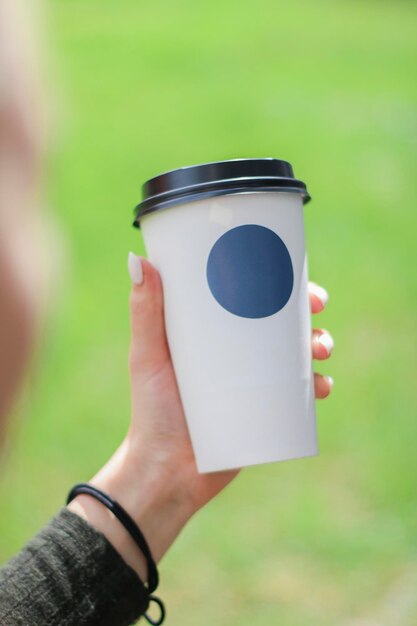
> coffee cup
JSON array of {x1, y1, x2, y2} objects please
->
[{"x1": 133, "y1": 158, "x2": 317, "y2": 473}]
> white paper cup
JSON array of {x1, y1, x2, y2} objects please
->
[{"x1": 134, "y1": 159, "x2": 317, "y2": 473}]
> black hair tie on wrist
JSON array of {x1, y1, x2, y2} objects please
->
[{"x1": 67, "y1": 483, "x2": 166, "y2": 625}]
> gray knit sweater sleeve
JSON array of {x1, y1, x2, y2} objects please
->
[{"x1": 0, "y1": 508, "x2": 150, "y2": 625}]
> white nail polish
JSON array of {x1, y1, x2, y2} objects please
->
[
  {"x1": 317, "y1": 333, "x2": 334, "y2": 354},
  {"x1": 311, "y1": 284, "x2": 329, "y2": 306},
  {"x1": 128, "y1": 252, "x2": 143, "y2": 285},
  {"x1": 325, "y1": 376, "x2": 334, "y2": 389}
]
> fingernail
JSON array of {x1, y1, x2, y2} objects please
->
[
  {"x1": 317, "y1": 333, "x2": 334, "y2": 355},
  {"x1": 128, "y1": 252, "x2": 143, "y2": 285},
  {"x1": 311, "y1": 284, "x2": 329, "y2": 307},
  {"x1": 325, "y1": 376, "x2": 334, "y2": 390}
]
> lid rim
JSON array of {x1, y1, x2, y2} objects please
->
[
  {"x1": 134, "y1": 185, "x2": 310, "y2": 228},
  {"x1": 141, "y1": 175, "x2": 307, "y2": 206}
]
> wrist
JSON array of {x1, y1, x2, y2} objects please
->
[{"x1": 67, "y1": 438, "x2": 196, "y2": 583}]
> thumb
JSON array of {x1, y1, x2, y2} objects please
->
[{"x1": 127, "y1": 252, "x2": 170, "y2": 380}]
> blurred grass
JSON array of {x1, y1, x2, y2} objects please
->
[{"x1": 1, "y1": 0, "x2": 417, "y2": 624}]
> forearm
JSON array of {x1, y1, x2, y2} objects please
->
[
  {"x1": 0, "y1": 439, "x2": 193, "y2": 626},
  {"x1": 67, "y1": 437, "x2": 196, "y2": 584}
]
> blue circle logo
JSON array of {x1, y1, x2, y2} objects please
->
[{"x1": 206, "y1": 224, "x2": 294, "y2": 319}]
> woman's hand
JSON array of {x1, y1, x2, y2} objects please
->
[
  {"x1": 69, "y1": 254, "x2": 333, "y2": 584},
  {"x1": 124, "y1": 256, "x2": 333, "y2": 509}
]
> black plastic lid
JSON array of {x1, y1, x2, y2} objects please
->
[{"x1": 133, "y1": 158, "x2": 310, "y2": 227}]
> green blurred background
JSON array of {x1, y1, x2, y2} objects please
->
[{"x1": 1, "y1": 0, "x2": 416, "y2": 624}]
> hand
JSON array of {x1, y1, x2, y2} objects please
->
[
  {"x1": 125, "y1": 256, "x2": 334, "y2": 510},
  {"x1": 69, "y1": 254, "x2": 334, "y2": 583}
]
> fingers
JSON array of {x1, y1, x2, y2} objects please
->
[
  {"x1": 314, "y1": 373, "x2": 334, "y2": 399},
  {"x1": 128, "y1": 253, "x2": 170, "y2": 380},
  {"x1": 312, "y1": 329, "x2": 334, "y2": 398},
  {"x1": 312, "y1": 328, "x2": 334, "y2": 360},
  {"x1": 308, "y1": 282, "x2": 329, "y2": 314},
  {"x1": 308, "y1": 283, "x2": 334, "y2": 398}
]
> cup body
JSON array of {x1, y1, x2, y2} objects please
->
[{"x1": 140, "y1": 190, "x2": 317, "y2": 473}]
